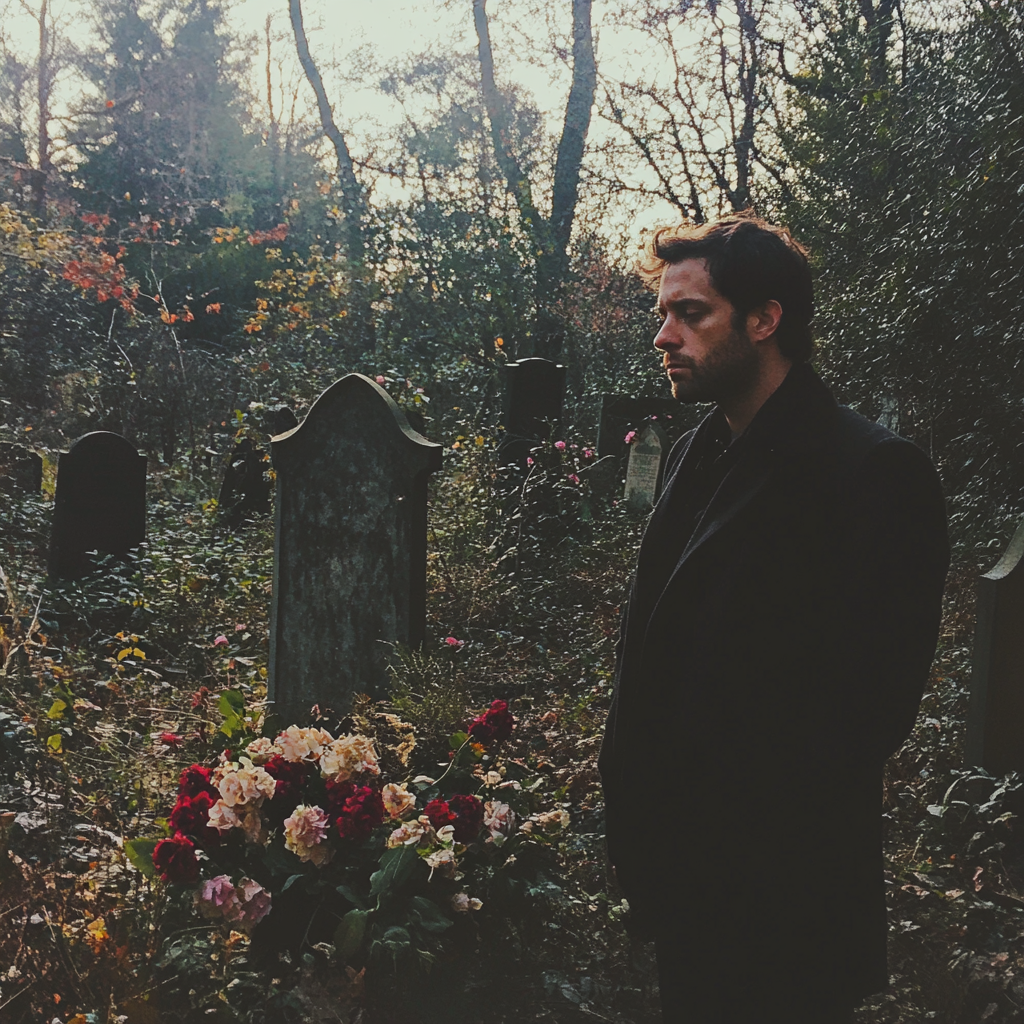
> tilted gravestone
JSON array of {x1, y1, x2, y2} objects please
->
[
  {"x1": 624, "y1": 423, "x2": 668, "y2": 510},
  {"x1": 966, "y1": 517, "x2": 1024, "y2": 775},
  {"x1": 218, "y1": 440, "x2": 272, "y2": 528},
  {"x1": 48, "y1": 432, "x2": 147, "y2": 579},
  {"x1": 500, "y1": 358, "x2": 566, "y2": 468},
  {"x1": 268, "y1": 374, "x2": 442, "y2": 724},
  {"x1": 0, "y1": 443, "x2": 42, "y2": 493}
]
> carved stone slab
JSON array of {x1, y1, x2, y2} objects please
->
[
  {"x1": 624, "y1": 423, "x2": 667, "y2": 510},
  {"x1": 48, "y1": 431, "x2": 147, "y2": 579},
  {"x1": 966, "y1": 517, "x2": 1024, "y2": 774},
  {"x1": 268, "y1": 374, "x2": 442, "y2": 724}
]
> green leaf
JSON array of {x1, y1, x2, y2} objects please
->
[
  {"x1": 448, "y1": 731, "x2": 469, "y2": 749},
  {"x1": 369, "y1": 844, "x2": 420, "y2": 900},
  {"x1": 336, "y1": 884, "x2": 370, "y2": 911},
  {"x1": 407, "y1": 895, "x2": 453, "y2": 934},
  {"x1": 46, "y1": 699, "x2": 67, "y2": 720},
  {"x1": 219, "y1": 688, "x2": 246, "y2": 737},
  {"x1": 46, "y1": 733, "x2": 62, "y2": 753},
  {"x1": 124, "y1": 838, "x2": 159, "y2": 877},
  {"x1": 333, "y1": 908, "x2": 369, "y2": 960},
  {"x1": 281, "y1": 873, "x2": 303, "y2": 892}
]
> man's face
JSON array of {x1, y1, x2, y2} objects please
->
[{"x1": 654, "y1": 259, "x2": 759, "y2": 404}]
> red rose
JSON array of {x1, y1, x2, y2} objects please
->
[
  {"x1": 423, "y1": 798, "x2": 456, "y2": 831},
  {"x1": 328, "y1": 780, "x2": 384, "y2": 842},
  {"x1": 152, "y1": 833, "x2": 199, "y2": 884},
  {"x1": 178, "y1": 764, "x2": 217, "y2": 800},
  {"x1": 263, "y1": 755, "x2": 309, "y2": 810},
  {"x1": 448, "y1": 793, "x2": 485, "y2": 843},
  {"x1": 468, "y1": 700, "x2": 515, "y2": 746},
  {"x1": 168, "y1": 791, "x2": 220, "y2": 848}
]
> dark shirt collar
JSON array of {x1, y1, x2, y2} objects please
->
[{"x1": 705, "y1": 362, "x2": 835, "y2": 456}]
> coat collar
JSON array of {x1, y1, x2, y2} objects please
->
[{"x1": 647, "y1": 362, "x2": 837, "y2": 620}]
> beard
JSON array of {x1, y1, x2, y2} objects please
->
[{"x1": 669, "y1": 323, "x2": 760, "y2": 405}]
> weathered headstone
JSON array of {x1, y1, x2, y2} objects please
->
[
  {"x1": 218, "y1": 439, "x2": 272, "y2": 528},
  {"x1": 966, "y1": 517, "x2": 1024, "y2": 775},
  {"x1": 268, "y1": 374, "x2": 442, "y2": 724},
  {"x1": 877, "y1": 395, "x2": 900, "y2": 434},
  {"x1": 596, "y1": 394, "x2": 681, "y2": 461},
  {"x1": 499, "y1": 358, "x2": 566, "y2": 468},
  {"x1": 48, "y1": 432, "x2": 147, "y2": 579},
  {"x1": 624, "y1": 423, "x2": 668, "y2": 510},
  {"x1": 0, "y1": 442, "x2": 42, "y2": 493}
]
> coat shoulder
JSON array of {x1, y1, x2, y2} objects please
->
[{"x1": 830, "y1": 406, "x2": 932, "y2": 476}]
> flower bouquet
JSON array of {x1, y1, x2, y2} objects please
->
[{"x1": 127, "y1": 697, "x2": 567, "y2": 976}]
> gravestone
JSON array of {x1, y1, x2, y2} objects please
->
[
  {"x1": 0, "y1": 443, "x2": 42, "y2": 493},
  {"x1": 500, "y1": 358, "x2": 565, "y2": 468},
  {"x1": 267, "y1": 406, "x2": 299, "y2": 436},
  {"x1": 966, "y1": 517, "x2": 1024, "y2": 775},
  {"x1": 268, "y1": 374, "x2": 442, "y2": 724},
  {"x1": 624, "y1": 423, "x2": 668, "y2": 510},
  {"x1": 218, "y1": 440, "x2": 272, "y2": 528},
  {"x1": 48, "y1": 432, "x2": 147, "y2": 579},
  {"x1": 597, "y1": 394, "x2": 681, "y2": 461}
]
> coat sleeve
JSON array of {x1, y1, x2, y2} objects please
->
[{"x1": 836, "y1": 438, "x2": 950, "y2": 763}]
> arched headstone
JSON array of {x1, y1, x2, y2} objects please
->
[
  {"x1": 624, "y1": 423, "x2": 667, "y2": 510},
  {"x1": 966, "y1": 518, "x2": 1024, "y2": 775},
  {"x1": 48, "y1": 432, "x2": 147, "y2": 579},
  {"x1": 218, "y1": 439, "x2": 272, "y2": 528},
  {"x1": 268, "y1": 374, "x2": 443, "y2": 723},
  {"x1": 500, "y1": 358, "x2": 565, "y2": 468}
]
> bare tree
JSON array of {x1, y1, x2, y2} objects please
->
[
  {"x1": 596, "y1": 0, "x2": 782, "y2": 222},
  {"x1": 473, "y1": 0, "x2": 596, "y2": 358},
  {"x1": 288, "y1": 0, "x2": 366, "y2": 265}
]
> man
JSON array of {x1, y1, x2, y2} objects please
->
[{"x1": 598, "y1": 215, "x2": 949, "y2": 1023}]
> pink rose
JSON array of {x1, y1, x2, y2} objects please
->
[
  {"x1": 375, "y1": 375, "x2": 386, "y2": 384},
  {"x1": 554, "y1": 441, "x2": 566, "y2": 450},
  {"x1": 213, "y1": 635, "x2": 228, "y2": 647},
  {"x1": 445, "y1": 637, "x2": 464, "y2": 647},
  {"x1": 624, "y1": 430, "x2": 636, "y2": 445},
  {"x1": 568, "y1": 474, "x2": 579, "y2": 485}
]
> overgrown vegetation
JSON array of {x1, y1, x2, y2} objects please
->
[{"x1": 1, "y1": 0, "x2": 1024, "y2": 1019}]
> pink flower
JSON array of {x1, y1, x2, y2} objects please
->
[
  {"x1": 235, "y1": 878, "x2": 272, "y2": 927},
  {"x1": 568, "y1": 474, "x2": 579, "y2": 485},
  {"x1": 159, "y1": 732, "x2": 183, "y2": 747},
  {"x1": 526, "y1": 457, "x2": 534, "y2": 466},
  {"x1": 554, "y1": 440, "x2": 566, "y2": 450},
  {"x1": 235, "y1": 623, "x2": 246, "y2": 631},
  {"x1": 197, "y1": 874, "x2": 240, "y2": 920},
  {"x1": 283, "y1": 804, "x2": 332, "y2": 864},
  {"x1": 650, "y1": 415, "x2": 658, "y2": 420},
  {"x1": 624, "y1": 430, "x2": 637, "y2": 445},
  {"x1": 213, "y1": 635, "x2": 228, "y2": 647},
  {"x1": 445, "y1": 637, "x2": 464, "y2": 648},
  {"x1": 375, "y1": 375, "x2": 386, "y2": 384},
  {"x1": 583, "y1": 449, "x2": 594, "y2": 459}
]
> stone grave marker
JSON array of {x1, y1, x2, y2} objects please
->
[
  {"x1": 48, "y1": 431, "x2": 147, "y2": 579},
  {"x1": 624, "y1": 423, "x2": 668, "y2": 510},
  {"x1": 500, "y1": 358, "x2": 566, "y2": 467},
  {"x1": 597, "y1": 394, "x2": 681, "y2": 461},
  {"x1": 0, "y1": 442, "x2": 42, "y2": 493},
  {"x1": 268, "y1": 374, "x2": 442, "y2": 724},
  {"x1": 218, "y1": 439, "x2": 272, "y2": 528},
  {"x1": 966, "y1": 516, "x2": 1024, "y2": 775}
]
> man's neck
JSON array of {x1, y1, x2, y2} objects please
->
[{"x1": 720, "y1": 359, "x2": 794, "y2": 439}]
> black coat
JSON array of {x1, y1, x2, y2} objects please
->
[{"x1": 598, "y1": 363, "x2": 949, "y2": 1005}]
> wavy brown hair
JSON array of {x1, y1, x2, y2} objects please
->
[{"x1": 638, "y1": 213, "x2": 815, "y2": 363}]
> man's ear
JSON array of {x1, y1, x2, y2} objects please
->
[{"x1": 748, "y1": 299, "x2": 783, "y2": 343}]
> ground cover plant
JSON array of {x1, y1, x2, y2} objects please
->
[{"x1": 0, "y1": 431, "x2": 1021, "y2": 1023}]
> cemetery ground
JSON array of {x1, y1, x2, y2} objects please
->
[{"x1": 0, "y1": 444, "x2": 1023, "y2": 1024}]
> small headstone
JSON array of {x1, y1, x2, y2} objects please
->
[
  {"x1": 877, "y1": 395, "x2": 900, "y2": 434},
  {"x1": 0, "y1": 442, "x2": 42, "y2": 493},
  {"x1": 624, "y1": 423, "x2": 667, "y2": 510},
  {"x1": 966, "y1": 517, "x2": 1024, "y2": 775},
  {"x1": 503, "y1": 357, "x2": 565, "y2": 438},
  {"x1": 218, "y1": 439, "x2": 272, "y2": 528},
  {"x1": 268, "y1": 374, "x2": 442, "y2": 724},
  {"x1": 597, "y1": 394, "x2": 681, "y2": 461},
  {"x1": 48, "y1": 431, "x2": 147, "y2": 579}
]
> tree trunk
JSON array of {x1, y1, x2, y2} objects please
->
[
  {"x1": 288, "y1": 0, "x2": 364, "y2": 264},
  {"x1": 473, "y1": 0, "x2": 595, "y2": 359},
  {"x1": 33, "y1": 0, "x2": 51, "y2": 216}
]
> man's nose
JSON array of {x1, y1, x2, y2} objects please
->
[{"x1": 654, "y1": 319, "x2": 680, "y2": 351}]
